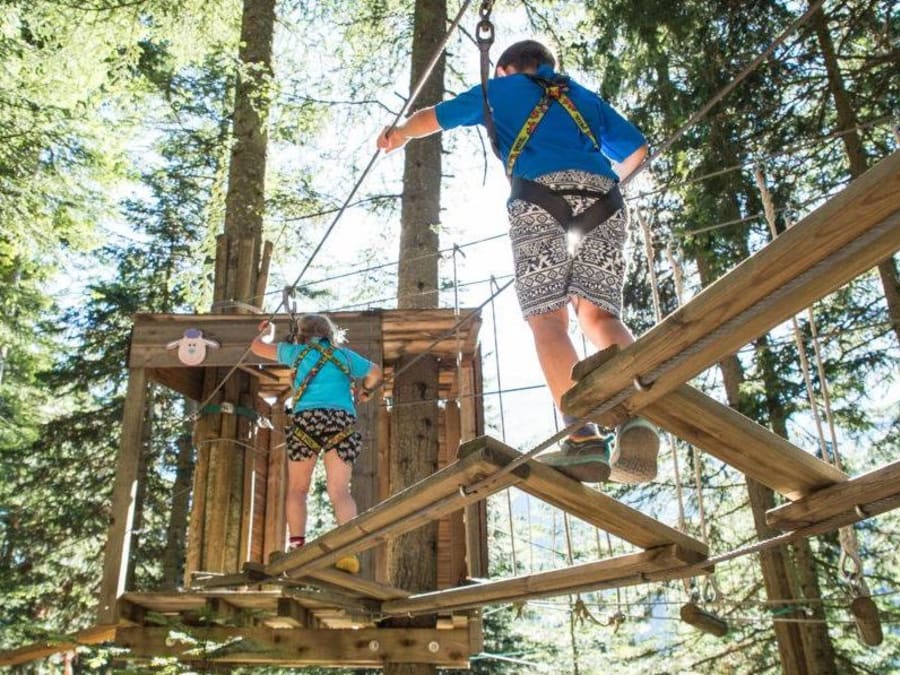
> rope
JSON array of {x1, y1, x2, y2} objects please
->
[{"x1": 755, "y1": 167, "x2": 871, "y2": 599}]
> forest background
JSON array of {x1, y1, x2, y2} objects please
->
[{"x1": 0, "y1": 0, "x2": 897, "y2": 673}]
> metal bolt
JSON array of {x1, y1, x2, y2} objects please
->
[
  {"x1": 368, "y1": 640, "x2": 380, "y2": 652},
  {"x1": 428, "y1": 641, "x2": 440, "y2": 653}
]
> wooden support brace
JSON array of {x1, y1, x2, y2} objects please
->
[
  {"x1": 382, "y1": 544, "x2": 704, "y2": 617},
  {"x1": 0, "y1": 625, "x2": 118, "y2": 668},
  {"x1": 267, "y1": 598, "x2": 314, "y2": 628},
  {"x1": 459, "y1": 436, "x2": 709, "y2": 557},
  {"x1": 643, "y1": 384, "x2": 846, "y2": 500},
  {"x1": 114, "y1": 626, "x2": 472, "y2": 667},
  {"x1": 766, "y1": 460, "x2": 900, "y2": 530}
]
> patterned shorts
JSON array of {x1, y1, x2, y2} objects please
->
[
  {"x1": 285, "y1": 408, "x2": 362, "y2": 464},
  {"x1": 508, "y1": 169, "x2": 628, "y2": 319}
]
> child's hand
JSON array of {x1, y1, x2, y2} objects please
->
[
  {"x1": 257, "y1": 320, "x2": 275, "y2": 343},
  {"x1": 377, "y1": 126, "x2": 407, "y2": 153}
]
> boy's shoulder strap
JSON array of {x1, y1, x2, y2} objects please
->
[{"x1": 506, "y1": 73, "x2": 600, "y2": 176}]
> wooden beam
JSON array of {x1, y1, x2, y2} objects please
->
[
  {"x1": 643, "y1": 384, "x2": 846, "y2": 500},
  {"x1": 262, "y1": 445, "x2": 527, "y2": 578},
  {"x1": 305, "y1": 568, "x2": 410, "y2": 601},
  {"x1": 766, "y1": 460, "x2": 900, "y2": 530},
  {"x1": 562, "y1": 151, "x2": 900, "y2": 426},
  {"x1": 459, "y1": 437, "x2": 708, "y2": 557},
  {"x1": 98, "y1": 367, "x2": 148, "y2": 624},
  {"x1": 0, "y1": 625, "x2": 118, "y2": 667},
  {"x1": 382, "y1": 545, "x2": 701, "y2": 616},
  {"x1": 129, "y1": 310, "x2": 482, "y2": 370},
  {"x1": 114, "y1": 626, "x2": 472, "y2": 667}
]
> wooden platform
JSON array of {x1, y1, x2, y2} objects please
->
[
  {"x1": 129, "y1": 309, "x2": 481, "y2": 401},
  {"x1": 204, "y1": 436, "x2": 708, "y2": 620}
]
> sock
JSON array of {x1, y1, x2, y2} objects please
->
[
  {"x1": 562, "y1": 412, "x2": 597, "y2": 439},
  {"x1": 289, "y1": 535, "x2": 305, "y2": 550}
]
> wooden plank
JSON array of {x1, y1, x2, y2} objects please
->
[
  {"x1": 263, "y1": 446, "x2": 527, "y2": 578},
  {"x1": 270, "y1": 598, "x2": 313, "y2": 628},
  {"x1": 352, "y1": 316, "x2": 383, "y2": 581},
  {"x1": 382, "y1": 545, "x2": 700, "y2": 616},
  {"x1": 459, "y1": 355, "x2": 489, "y2": 579},
  {"x1": 643, "y1": 384, "x2": 846, "y2": 500},
  {"x1": 0, "y1": 625, "x2": 118, "y2": 667},
  {"x1": 98, "y1": 367, "x2": 147, "y2": 624},
  {"x1": 263, "y1": 405, "x2": 287, "y2": 560},
  {"x1": 115, "y1": 626, "x2": 472, "y2": 667},
  {"x1": 563, "y1": 151, "x2": 900, "y2": 426},
  {"x1": 766, "y1": 460, "x2": 900, "y2": 530},
  {"x1": 304, "y1": 569, "x2": 411, "y2": 601},
  {"x1": 460, "y1": 437, "x2": 708, "y2": 557}
]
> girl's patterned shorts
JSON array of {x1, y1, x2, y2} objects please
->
[
  {"x1": 507, "y1": 169, "x2": 628, "y2": 319},
  {"x1": 285, "y1": 408, "x2": 362, "y2": 464}
]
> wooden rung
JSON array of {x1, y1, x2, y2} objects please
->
[
  {"x1": 0, "y1": 625, "x2": 118, "y2": 668},
  {"x1": 114, "y1": 626, "x2": 472, "y2": 667},
  {"x1": 562, "y1": 151, "x2": 900, "y2": 426},
  {"x1": 263, "y1": 444, "x2": 527, "y2": 578},
  {"x1": 643, "y1": 384, "x2": 846, "y2": 500},
  {"x1": 766, "y1": 460, "x2": 900, "y2": 530},
  {"x1": 460, "y1": 436, "x2": 708, "y2": 557},
  {"x1": 305, "y1": 569, "x2": 410, "y2": 601},
  {"x1": 382, "y1": 544, "x2": 702, "y2": 616}
]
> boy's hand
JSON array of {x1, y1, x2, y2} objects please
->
[{"x1": 377, "y1": 126, "x2": 408, "y2": 153}]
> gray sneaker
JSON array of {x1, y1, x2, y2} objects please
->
[
  {"x1": 541, "y1": 434, "x2": 612, "y2": 483},
  {"x1": 609, "y1": 417, "x2": 660, "y2": 484}
]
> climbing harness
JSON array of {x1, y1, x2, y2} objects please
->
[
  {"x1": 287, "y1": 341, "x2": 355, "y2": 454},
  {"x1": 507, "y1": 74, "x2": 624, "y2": 239}
]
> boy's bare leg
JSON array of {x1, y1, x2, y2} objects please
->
[
  {"x1": 286, "y1": 457, "x2": 317, "y2": 539},
  {"x1": 323, "y1": 450, "x2": 357, "y2": 525},
  {"x1": 571, "y1": 296, "x2": 659, "y2": 483},
  {"x1": 571, "y1": 296, "x2": 634, "y2": 351},
  {"x1": 525, "y1": 306, "x2": 580, "y2": 407}
]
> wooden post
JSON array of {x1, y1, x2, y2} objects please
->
[{"x1": 98, "y1": 367, "x2": 148, "y2": 624}]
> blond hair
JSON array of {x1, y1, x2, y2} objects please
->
[{"x1": 296, "y1": 313, "x2": 346, "y2": 345}]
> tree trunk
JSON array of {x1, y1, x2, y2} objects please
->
[
  {"x1": 385, "y1": 2, "x2": 446, "y2": 674},
  {"x1": 161, "y1": 432, "x2": 194, "y2": 590},
  {"x1": 187, "y1": 0, "x2": 275, "y2": 577},
  {"x1": 809, "y1": 0, "x2": 900, "y2": 345}
]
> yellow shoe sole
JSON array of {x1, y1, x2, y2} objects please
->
[{"x1": 335, "y1": 555, "x2": 360, "y2": 574}]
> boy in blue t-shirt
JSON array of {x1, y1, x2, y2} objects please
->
[
  {"x1": 251, "y1": 313, "x2": 382, "y2": 572},
  {"x1": 377, "y1": 40, "x2": 659, "y2": 484}
]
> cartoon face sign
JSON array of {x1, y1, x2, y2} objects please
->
[{"x1": 166, "y1": 328, "x2": 220, "y2": 366}]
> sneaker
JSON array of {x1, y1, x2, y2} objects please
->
[
  {"x1": 541, "y1": 434, "x2": 612, "y2": 483},
  {"x1": 335, "y1": 554, "x2": 360, "y2": 574},
  {"x1": 609, "y1": 417, "x2": 660, "y2": 484}
]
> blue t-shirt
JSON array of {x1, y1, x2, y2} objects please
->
[
  {"x1": 435, "y1": 65, "x2": 646, "y2": 181},
  {"x1": 277, "y1": 339, "x2": 374, "y2": 415}
]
